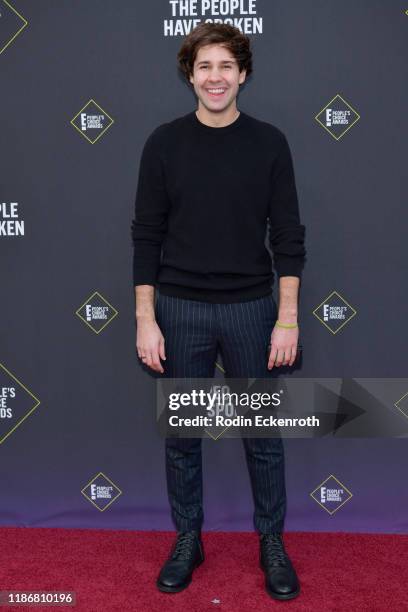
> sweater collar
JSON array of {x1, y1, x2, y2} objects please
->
[{"x1": 189, "y1": 109, "x2": 246, "y2": 134}]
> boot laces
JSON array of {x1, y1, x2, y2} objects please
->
[
  {"x1": 261, "y1": 532, "x2": 289, "y2": 567},
  {"x1": 171, "y1": 531, "x2": 198, "y2": 561}
]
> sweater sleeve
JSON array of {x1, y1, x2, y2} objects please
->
[
  {"x1": 131, "y1": 128, "x2": 171, "y2": 286},
  {"x1": 268, "y1": 133, "x2": 306, "y2": 278}
]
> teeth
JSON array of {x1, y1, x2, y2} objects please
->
[{"x1": 208, "y1": 89, "x2": 225, "y2": 93}]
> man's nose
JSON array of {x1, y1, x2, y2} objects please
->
[{"x1": 207, "y1": 68, "x2": 223, "y2": 81}]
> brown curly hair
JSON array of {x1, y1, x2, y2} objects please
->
[{"x1": 177, "y1": 22, "x2": 253, "y2": 83}]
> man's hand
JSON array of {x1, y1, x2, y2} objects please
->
[
  {"x1": 267, "y1": 324, "x2": 299, "y2": 369},
  {"x1": 136, "y1": 317, "x2": 166, "y2": 373},
  {"x1": 134, "y1": 285, "x2": 165, "y2": 373}
]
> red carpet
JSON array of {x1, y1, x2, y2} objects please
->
[{"x1": 0, "y1": 528, "x2": 407, "y2": 611}]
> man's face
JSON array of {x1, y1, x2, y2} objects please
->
[{"x1": 189, "y1": 43, "x2": 246, "y2": 113}]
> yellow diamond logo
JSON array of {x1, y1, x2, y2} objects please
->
[
  {"x1": 310, "y1": 474, "x2": 353, "y2": 515},
  {"x1": 75, "y1": 291, "x2": 118, "y2": 334},
  {"x1": 313, "y1": 290, "x2": 357, "y2": 334},
  {"x1": 315, "y1": 94, "x2": 360, "y2": 140},
  {"x1": 0, "y1": 0, "x2": 28, "y2": 55},
  {"x1": 81, "y1": 472, "x2": 122, "y2": 512},
  {"x1": 70, "y1": 99, "x2": 114, "y2": 144},
  {"x1": 0, "y1": 362, "x2": 40, "y2": 445}
]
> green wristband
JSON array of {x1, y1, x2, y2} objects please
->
[{"x1": 276, "y1": 320, "x2": 298, "y2": 329}]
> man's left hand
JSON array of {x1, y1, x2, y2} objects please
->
[{"x1": 267, "y1": 325, "x2": 299, "y2": 368}]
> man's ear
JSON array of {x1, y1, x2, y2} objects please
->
[
  {"x1": 189, "y1": 71, "x2": 194, "y2": 85},
  {"x1": 239, "y1": 69, "x2": 247, "y2": 85}
]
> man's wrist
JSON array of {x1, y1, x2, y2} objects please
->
[
  {"x1": 135, "y1": 312, "x2": 156, "y2": 322},
  {"x1": 277, "y1": 310, "x2": 298, "y2": 325}
]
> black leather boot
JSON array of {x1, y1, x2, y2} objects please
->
[
  {"x1": 156, "y1": 530, "x2": 204, "y2": 593},
  {"x1": 260, "y1": 532, "x2": 300, "y2": 600}
]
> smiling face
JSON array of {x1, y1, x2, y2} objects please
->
[{"x1": 189, "y1": 43, "x2": 246, "y2": 115}]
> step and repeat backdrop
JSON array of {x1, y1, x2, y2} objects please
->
[{"x1": 1, "y1": 1, "x2": 407, "y2": 533}]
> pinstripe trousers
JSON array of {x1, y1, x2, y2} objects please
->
[{"x1": 155, "y1": 290, "x2": 286, "y2": 534}]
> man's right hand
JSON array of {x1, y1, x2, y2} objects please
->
[{"x1": 136, "y1": 317, "x2": 166, "y2": 374}]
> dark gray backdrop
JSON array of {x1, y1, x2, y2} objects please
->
[{"x1": 1, "y1": 0, "x2": 407, "y2": 533}]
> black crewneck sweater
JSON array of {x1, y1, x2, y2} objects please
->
[{"x1": 131, "y1": 110, "x2": 306, "y2": 303}]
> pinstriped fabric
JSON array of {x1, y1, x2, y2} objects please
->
[{"x1": 155, "y1": 291, "x2": 286, "y2": 534}]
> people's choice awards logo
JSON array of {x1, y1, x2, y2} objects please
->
[
  {"x1": 0, "y1": 202, "x2": 24, "y2": 236},
  {"x1": 0, "y1": 0, "x2": 28, "y2": 55},
  {"x1": 0, "y1": 363, "x2": 40, "y2": 445},
  {"x1": 75, "y1": 291, "x2": 118, "y2": 334},
  {"x1": 313, "y1": 290, "x2": 357, "y2": 334},
  {"x1": 163, "y1": 0, "x2": 263, "y2": 36},
  {"x1": 70, "y1": 99, "x2": 114, "y2": 144},
  {"x1": 310, "y1": 475, "x2": 353, "y2": 515},
  {"x1": 315, "y1": 94, "x2": 360, "y2": 140},
  {"x1": 81, "y1": 472, "x2": 122, "y2": 511}
]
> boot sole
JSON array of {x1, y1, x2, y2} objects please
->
[
  {"x1": 156, "y1": 556, "x2": 204, "y2": 593},
  {"x1": 266, "y1": 583, "x2": 300, "y2": 600}
]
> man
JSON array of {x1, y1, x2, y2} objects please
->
[{"x1": 131, "y1": 23, "x2": 306, "y2": 601}]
